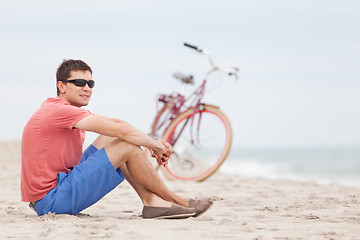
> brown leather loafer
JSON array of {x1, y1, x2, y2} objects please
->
[
  {"x1": 142, "y1": 203, "x2": 196, "y2": 219},
  {"x1": 188, "y1": 198, "x2": 213, "y2": 217}
]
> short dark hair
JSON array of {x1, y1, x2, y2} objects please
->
[{"x1": 56, "y1": 59, "x2": 93, "y2": 95}]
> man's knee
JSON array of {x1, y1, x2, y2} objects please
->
[
  {"x1": 104, "y1": 139, "x2": 143, "y2": 168},
  {"x1": 118, "y1": 140, "x2": 143, "y2": 159}
]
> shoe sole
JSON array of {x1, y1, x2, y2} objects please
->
[
  {"x1": 144, "y1": 213, "x2": 196, "y2": 219},
  {"x1": 151, "y1": 212, "x2": 196, "y2": 219}
]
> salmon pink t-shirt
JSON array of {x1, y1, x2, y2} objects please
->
[{"x1": 21, "y1": 97, "x2": 91, "y2": 202}]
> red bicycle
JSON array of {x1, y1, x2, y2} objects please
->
[{"x1": 148, "y1": 43, "x2": 238, "y2": 181}]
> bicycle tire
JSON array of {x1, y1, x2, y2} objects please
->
[
  {"x1": 160, "y1": 104, "x2": 232, "y2": 181},
  {"x1": 150, "y1": 105, "x2": 171, "y2": 137}
]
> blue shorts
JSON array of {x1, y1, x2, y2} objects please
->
[{"x1": 33, "y1": 145, "x2": 125, "y2": 216}]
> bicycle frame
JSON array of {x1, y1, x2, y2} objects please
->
[
  {"x1": 150, "y1": 42, "x2": 238, "y2": 145},
  {"x1": 151, "y1": 79, "x2": 210, "y2": 147}
]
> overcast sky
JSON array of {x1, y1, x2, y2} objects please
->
[{"x1": 0, "y1": 0, "x2": 359, "y2": 148}]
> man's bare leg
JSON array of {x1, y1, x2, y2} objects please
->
[
  {"x1": 119, "y1": 163, "x2": 171, "y2": 207},
  {"x1": 92, "y1": 136, "x2": 189, "y2": 207}
]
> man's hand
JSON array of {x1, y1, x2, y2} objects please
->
[
  {"x1": 159, "y1": 141, "x2": 173, "y2": 166},
  {"x1": 150, "y1": 141, "x2": 173, "y2": 166}
]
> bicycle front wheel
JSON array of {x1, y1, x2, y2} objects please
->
[{"x1": 161, "y1": 104, "x2": 232, "y2": 181}]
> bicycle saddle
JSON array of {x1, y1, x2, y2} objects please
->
[{"x1": 172, "y1": 72, "x2": 194, "y2": 84}]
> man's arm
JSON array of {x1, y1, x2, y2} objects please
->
[{"x1": 74, "y1": 114, "x2": 171, "y2": 164}]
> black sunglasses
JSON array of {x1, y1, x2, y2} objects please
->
[{"x1": 61, "y1": 79, "x2": 95, "y2": 88}]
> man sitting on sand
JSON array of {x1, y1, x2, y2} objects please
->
[{"x1": 21, "y1": 59, "x2": 212, "y2": 219}]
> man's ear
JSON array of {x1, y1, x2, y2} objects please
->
[{"x1": 57, "y1": 81, "x2": 66, "y2": 94}]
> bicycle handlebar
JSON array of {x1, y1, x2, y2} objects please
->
[
  {"x1": 183, "y1": 42, "x2": 239, "y2": 81},
  {"x1": 184, "y1": 43, "x2": 200, "y2": 51}
]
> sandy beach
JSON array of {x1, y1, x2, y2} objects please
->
[{"x1": 1, "y1": 140, "x2": 360, "y2": 240}]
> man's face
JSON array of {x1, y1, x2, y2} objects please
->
[{"x1": 57, "y1": 70, "x2": 93, "y2": 107}]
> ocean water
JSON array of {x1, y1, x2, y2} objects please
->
[{"x1": 220, "y1": 146, "x2": 360, "y2": 187}]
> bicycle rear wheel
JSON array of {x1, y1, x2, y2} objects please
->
[{"x1": 161, "y1": 104, "x2": 232, "y2": 181}]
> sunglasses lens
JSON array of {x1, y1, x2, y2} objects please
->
[
  {"x1": 88, "y1": 80, "x2": 95, "y2": 88},
  {"x1": 74, "y1": 79, "x2": 87, "y2": 87},
  {"x1": 72, "y1": 79, "x2": 95, "y2": 88}
]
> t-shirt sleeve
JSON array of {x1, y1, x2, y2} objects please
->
[{"x1": 51, "y1": 104, "x2": 92, "y2": 129}]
